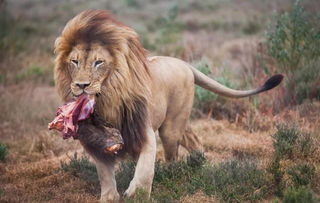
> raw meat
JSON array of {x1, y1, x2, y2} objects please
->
[{"x1": 48, "y1": 94, "x2": 123, "y2": 153}]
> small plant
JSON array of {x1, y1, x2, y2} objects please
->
[
  {"x1": 203, "y1": 159, "x2": 269, "y2": 202},
  {"x1": 272, "y1": 124, "x2": 315, "y2": 159},
  {"x1": 116, "y1": 161, "x2": 136, "y2": 193},
  {"x1": 266, "y1": 0, "x2": 320, "y2": 104},
  {"x1": 123, "y1": 0, "x2": 140, "y2": 8},
  {"x1": 287, "y1": 163, "x2": 315, "y2": 188},
  {"x1": 242, "y1": 20, "x2": 261, "y2": 35},
  {"x1": 268, "y1": 124, "x2": 318, "y2": 198},
  {"x1": 272, "y1": 125, "x2": 299, "y2": 159},
  {"x1": 144, "y1": 5, "x2": 185, "y2": 55},
  {"x1": 61, "y1": 153, "x2": 99, "y2": 194},
  {"x1": 0, "y1": 143, "x2": 8, "y2": 162},
  {"x1": 268, "y1": 156, "x2": 285, "y2": 196},
  {"x1": 124, "y1": 189, "x2": 151, "y2": 203},
  {"x1": 283, "y1": 186, "x2": 319, "y2": 203}
]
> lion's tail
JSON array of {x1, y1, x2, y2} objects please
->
[{"x1": 190, "y1": 66, "x2": 283, "y2": 98}]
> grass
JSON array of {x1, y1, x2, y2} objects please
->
[
  {"x1": 0, "y1": 143, "x2": 8, "y2": 162},
  {"x1": 268, "y1": 124, "x2": 319, "y2": 197},
  {"x1": 62, "y1": 152, "x2": 270, "y2": 202},
  {"x1": 202, "y1": 159, "x2": 269, "y2": 202},
  {"x1": 272, "y1": 124, "x2": 315, "y2": 159},
  {"x1": 61, "y1": 153, "x2": 100, "y2": 195},
  {"x1": 283, "y1": 186, "x2": 319, "y2": 203}
]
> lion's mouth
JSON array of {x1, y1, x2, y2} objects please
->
[{"x1": 72, "y1": 89, "x2": 98, "y2": 98}]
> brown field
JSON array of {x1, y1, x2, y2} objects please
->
[{"x1": 1, "y1": 0, "x2": 319, "y2": 202}]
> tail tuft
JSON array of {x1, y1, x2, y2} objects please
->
[{"x1": 263, "y1": 74, "x2": 284, "y2": 91}]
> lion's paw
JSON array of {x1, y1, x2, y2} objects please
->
[
  {"x1": 100, "y1": 191, "x2": 120, "y2": 203},
  {"x1": 124, "y1": 179, "x2": 151, "y2": 198}
]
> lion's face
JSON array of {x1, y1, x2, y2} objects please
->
[{"x1": 68, "y1": 43, "x2": 113, "y2": 96}]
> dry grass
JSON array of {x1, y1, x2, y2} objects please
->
[{"x1": 0, "y1": 156, "x2": 97, "y2": 202}]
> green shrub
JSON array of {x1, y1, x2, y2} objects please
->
[
  {"x1": 123, "y1": 0, "x2": 140, "y2": 8},
  {"x1": 283, "y1": 186, "x2": 319, "y2": 203},
  {"x1": 203, "y1": 159, "x2": 269, "y2": 202},
  {"x1": 268, "y1": 156, "x2": 285, "y2": 196},
  {"x1": 144, "y1": 5, "x2": 184, "y2": 55},
  {"x1": 268, "y1": 124, "x2": 317, "y2": 198},
  {"x1": 124, "y1": 189, "x2": 151, "y2": 203},
  {"x1": 116, "y1": 161, "x2": 136, "y2": 193},
  {"x1": 152, "y1": 152, "x2": 206, "y2": 201},
  {"x1": 242, "y1": 20, "x2": 261, "y2": 35},
  {"x1": 266, "y1": 0, "x2": 320, "y2": 104},
  {"x1": 272, "y1": 125, "x2": 299, "y2": 159},
  {"x1": 60, "y1": 153, "x2": 99, "y2": 194},
  {"x1": 294, "y1": 60, "x2": 320, "y2": 103},
  {"x1": 272, "y1": 124, "x2": 315, "y2": 159},
  {"x1": 287, "y1": 163, "x2": 315, "y2": 188},
  {"x1": 0, "y1": 143, "x2": 8, "y2": 162}
]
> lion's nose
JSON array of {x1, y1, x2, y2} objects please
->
[{"x1": 76, "y1": 82, "x2": 91, "y2": 89}]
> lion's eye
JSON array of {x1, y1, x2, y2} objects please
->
[
  {"x1": 71, "y1": 59, "x2": 79, "y2": 67},
  {"x1": 94, "y1": 60, "x2": 104, "y2": 68}
]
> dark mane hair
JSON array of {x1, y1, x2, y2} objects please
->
[{"x1": 54, "y1": 10, "x2": 151, "y2": 158}]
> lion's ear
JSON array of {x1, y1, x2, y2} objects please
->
[{"x1": 54, "y1": 37, "x2": 72, "y2": 102}]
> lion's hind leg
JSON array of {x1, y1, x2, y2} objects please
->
[
  {"x1": 159, "y1": 123, "x2": 181, "y2": 162},
  {"x1": 180, "y1": 124, "x2": 203, "y2": 153}
]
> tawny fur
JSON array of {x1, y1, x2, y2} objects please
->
[
  {"x1": 54, "y1": 10, "x2": 282, "y2": 201},
  {"x1": 54, "y1": 10, "x2": 151, "y2": 156}
]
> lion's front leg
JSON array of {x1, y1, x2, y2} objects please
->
[
  {"x1": 94, "y1": 158, "x2": 120, "y2": 202},
  {"x1": 124, "y1": 127, "x2": 156, "y2": 198}
]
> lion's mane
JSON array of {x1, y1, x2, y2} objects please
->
[{"x1": 54, "y1": 10, "x2": 151, "y2": 157}]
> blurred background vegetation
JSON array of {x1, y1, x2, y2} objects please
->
[{"x1": 0, "y1": 0, "x2": 320, "y2": 202}]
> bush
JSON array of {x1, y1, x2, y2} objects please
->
[
  {"x1": 0, "y1": 143, "x2": 8, "y2": 162},
  {"x1": 272, "y1": 124, "x2": 315, "y2": 159},
  {"x1": 272, "y1": 125, "x2": 299, "y2": 159},
  {"x1": 116, "y1": 161, "x2": 136, "y2": 193},
  {"x1": 287, "y1": 163, "x2": 315, "y2": 188},
  {"x1": 203, "y1": 159, "x2": 269, "y2": 202},
  {"x1": 283, "y1": 186, "x2": 319, "y2": 203},
  {"x1": 266, "y1": 0, "x2": 320, "y2": 104},
  {"x1": 242, "y1": 21, "x2": 261, "y2": 35},
  {"x1": 268, "y1": 124, "x2": 318, "y2": 198},
  {"x1": 60, "y1": 153, "x2": 99, "y2": 194},
  {"x1": 144, "y1": 5, "x2": 185, "y2": 55}
]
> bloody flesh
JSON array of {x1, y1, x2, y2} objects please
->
[
  {"x1": 48, "y1": 94, "x2": 95, "y2": 139},
  {"x1": 48, "y1": 94, "x2": 123, "y2": 153}
]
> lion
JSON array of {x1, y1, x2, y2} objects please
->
[{"x1": 54, "y1": 10, "x2": 283, "y2": 202}]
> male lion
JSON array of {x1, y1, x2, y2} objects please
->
[{"x1": 54, "y1": 10, "x2": 283, "y2": 202}]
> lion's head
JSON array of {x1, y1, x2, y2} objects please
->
[{"x1": 54, "y1": 10, "x2": 151, "y2": 156}]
